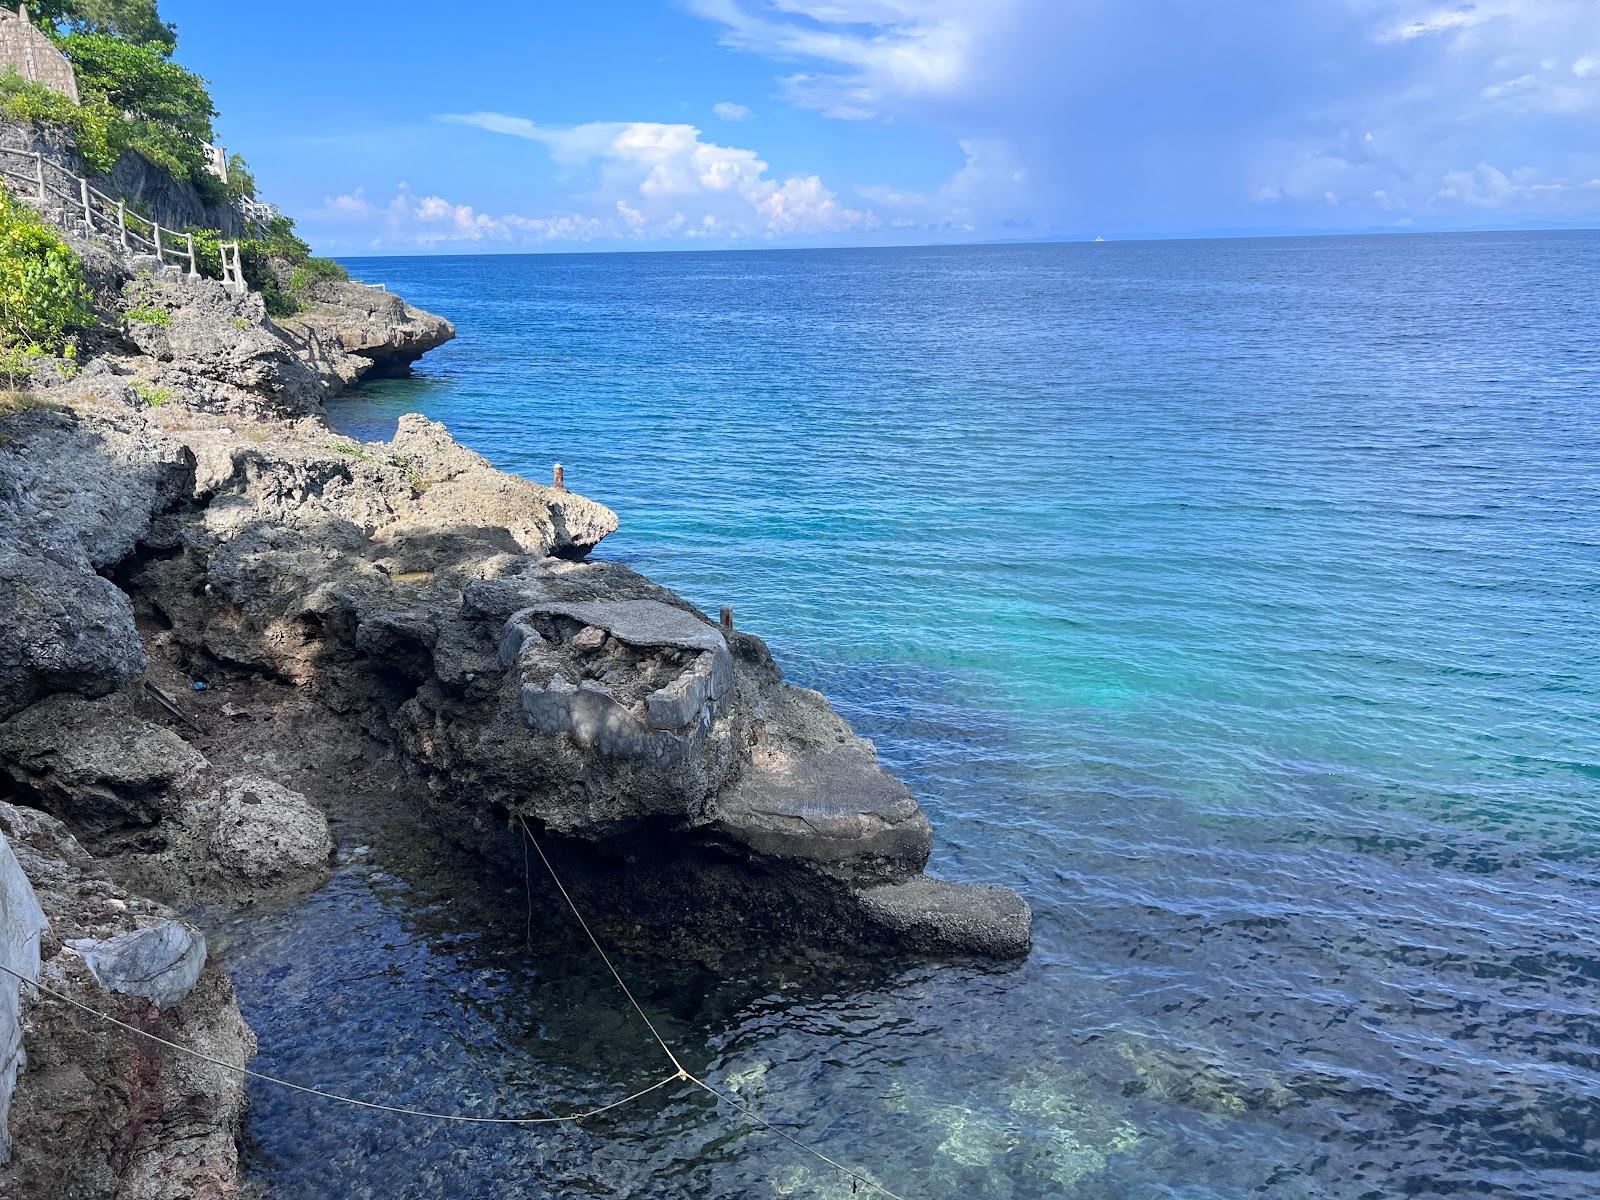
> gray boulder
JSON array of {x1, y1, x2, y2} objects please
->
[
  {"x1": 209, "y1": 773, "x2": 332, "y2": 882},
  {"x1": 67, "y1": 918, "x2": 206, "y2": 1009}
]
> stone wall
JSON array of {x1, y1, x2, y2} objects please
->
[
  {"x1": 0, "y1": 829, "x2": 47, "y2": 1165},
  {"x1": 0, "y1": 6, "x2": 80, "y2": 104}
]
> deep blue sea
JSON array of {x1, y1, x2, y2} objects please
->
[{"x1": 220, "y1": 235, "x2": 1600, "y2": 1199}]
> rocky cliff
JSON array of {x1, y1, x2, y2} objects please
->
[{"x1": 0, "y1": 174, "x2": 1028, "y2": 1195}]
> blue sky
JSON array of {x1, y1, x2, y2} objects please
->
[{"x1": 163, "y1": 0, "x2": 1600, "y2": 254}]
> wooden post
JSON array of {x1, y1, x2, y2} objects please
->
[
  {"x1": 553, "y1": 463, "x2": 565, "y2": 492},
  {"x1": 79, "y1": 177, "x2": 91, "y2": 226},
  {"x1": 33, "y1": 152, "x2": 44, "y2": 202},
  {"x1": 153, "y1": 223, "x2": 162, "y2": 261},
  {"x1": 117, "y1": 200, "x2": 127, "y2": 249},
  {"x1": 719, "y1": 606, "x2": 734, "y2": 636},
  {"x1": 186, "y1": 232, "x2": 197, "y2": 276}
]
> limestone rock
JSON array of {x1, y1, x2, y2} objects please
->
[
  {"x1": 0, "y1": 692, "x2": 204, "y2": 835},
  {"x1": 209, "y1": 773, "x2": 332, "y2": 881},
  {"x1": 0, "y1": 801, "x2": 253, "y2": 1200},
  {"x1": 0, "y1": 545, "x2": 144, "y2": 721},
  {"x1": 277, "y1": 278, "x2": 455, "y2": 387},
  {"x1": 854, "y1": 875, "x2": 1034, "y2": 959}
]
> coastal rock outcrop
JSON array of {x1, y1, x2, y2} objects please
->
[
  {"x1": 0, "y1": 249, "x2": 1026, "y2": 955},
  {"x1": 0, "y1": 130, "x2": 1032, "y2": 1194},
  {"x1": 276, "y1": 278, "x2": 456, "y2": 387}
]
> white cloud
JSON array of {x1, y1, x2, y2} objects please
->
[
  {"x1": 314, "y1": 184, "x2": 613, "y2": 246},
  {"x1": 687, "y1": 0, "x2": 1018, "y2": 119},
  {"x1": 320, "y1": 116, "x2": 878, "y2": 248},
  {"x1": 712, "y1": 101, "x2": 752, "y2": 120},
  {"x1": 860, "y1": 137, "x2": 1034, "y2": 232}
]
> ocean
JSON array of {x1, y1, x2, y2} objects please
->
[{"x1": 222, "y1": 234, "x2": 1600, "y2": 1198}]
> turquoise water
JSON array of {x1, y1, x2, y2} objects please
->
[{"x1": 228, "y1": 235, "x2": 1600, "y2": 1198}]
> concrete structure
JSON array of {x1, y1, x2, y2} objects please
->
[
  {"x1": 0, "y1": 4, "x2": 80, "y2": 104},
  {"x1": 202, "y1": 141, "x2": 227, "y2": 182}
]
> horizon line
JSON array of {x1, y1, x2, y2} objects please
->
[{"x1": 326, "y1": 222, "x2": 1600, "y2": 261}]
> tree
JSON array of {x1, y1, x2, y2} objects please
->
[
  {"x1": 29, "y1": 0, "x2": 177, "y2": 55},
  {"x1": 61, "y1": 32, "x2": 212, "y2": 134}
]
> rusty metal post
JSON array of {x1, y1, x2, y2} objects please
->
[
  {"x1": 719, "y1": 606, "x2": 734, "y2": 636},
  {"x1": 553, "y1": 463, "x2": 565, "y2": 492}
]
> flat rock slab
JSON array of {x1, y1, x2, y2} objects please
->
[
  {"x1": 68, "y1": 919, "x2": 206, "y2": 1009},
  {"x1": 855, "y1": 874, "x2": 1033, "y2": 959},
  {"x1": 713, "y1": 745, "x2": 932, "y2": 875},
  {"x1": 532, "y1": 600, "x2": 725, "y2": 654}
]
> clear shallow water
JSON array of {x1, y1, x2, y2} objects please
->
[{"x1": 225, "y1": 235, "x2": 1599, "y2": 1198}]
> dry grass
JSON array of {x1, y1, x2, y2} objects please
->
[{"x1": 0, "y1": 389, "x2": 43, "y2": 419}]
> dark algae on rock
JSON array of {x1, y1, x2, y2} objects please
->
[{"x1": 0, "y1": 60, "x2": 1027, "y2": 1200}]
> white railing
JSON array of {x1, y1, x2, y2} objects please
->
[
  {"x1": 238, "y1": 197, "x2": 277, "y2": 229},
  {"x1": 0, "y1": 145, "x2": 247, "y2": 292}
]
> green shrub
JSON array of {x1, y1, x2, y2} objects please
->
[
  {"x1": 0, "y1": 186, "x2": 92, "y2": 354},
  {"x1": 0, "y1": 72, "x2": 118, "y2": 174},
  {"x1": 132, "y1": 379, "x2": 170, "y2": 407},
  {"x1": 124, "y1": 301, "x2": 170, "y2": 326},
  {"x1": 288, "y1": 256, "x2": 348, "y2": 295}
]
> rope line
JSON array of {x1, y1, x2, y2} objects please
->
[
  {"x1": 516, "y1": 815, "x2": 684, "y2": 1074},
  {"x1": 0, "y1": 960, "x2": 679, "y2": 1126},
  {"x1": 683, "y1": 1071, "x2": 909, "y2": 1200},
  {"x1": 514, "y1": 816, "x2": 911, "y2": 1200},
  {"x1": 0, "y1": 819, "x2": 913, "y2": 1194}
]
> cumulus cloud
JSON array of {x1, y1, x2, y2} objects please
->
[
  {"x1": 859, "y1": 138, "x2": 1032, "y2": 232},
  {"x1": 712, "y1": 101, "x2": 752, "y2": 120},
  {"x1": 438, "y1": 113, "x2": 875, "y2": 239},
  {"x1": 313, "y1": 184, "x2": 613, "y2": 247},
  {"x1": 311, "y1": 118, "x2": 877, "y2": 249}
]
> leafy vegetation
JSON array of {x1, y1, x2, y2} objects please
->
[
  {"x1": 132, "y1": 379, "x2": 170, "y2": 407},
  {"x1": 0, "y1": 186, "x2": 92, "y2": 356},
  {"x1": 29, "y1": 0, "x2": 175, "y2": 52},
  {"x1": 224, "y1": 152, "x2": 256, "y2": 202},
  {"x1": 186, "y1": 220, "x2": 347, "y2": 317},
  {"x1": 288, "y1": 254, "x2": 349, "y2": 295},
  {"x1": 4, "y1": 4, "x2": 217, "y2": 191},
  {"x1": 0, "y1": 72, "x2": 118, "y2": 173},
  {"x1": 7, "y1": 0, "x2": 342, "y2": 317},
  {"x1": 124, "y1": 301, "x2": 170, "y2": 326}
]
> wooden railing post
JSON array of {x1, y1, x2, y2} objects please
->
[
  {"x1": 79, "y1": 177, "x2": 91, "y2": 226},
  {"x1": 186, "y1": 232, "x2": 197, "y2": 276},
  {"x1": 153, "y1": 223, "x2": 162, "y2": 262},
  {"x1": 34, "y1": 152, "x2": 44, "y2": 202},
  {"x1": 117, "y1": 201, "x2": 127, "y2": 250}
]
